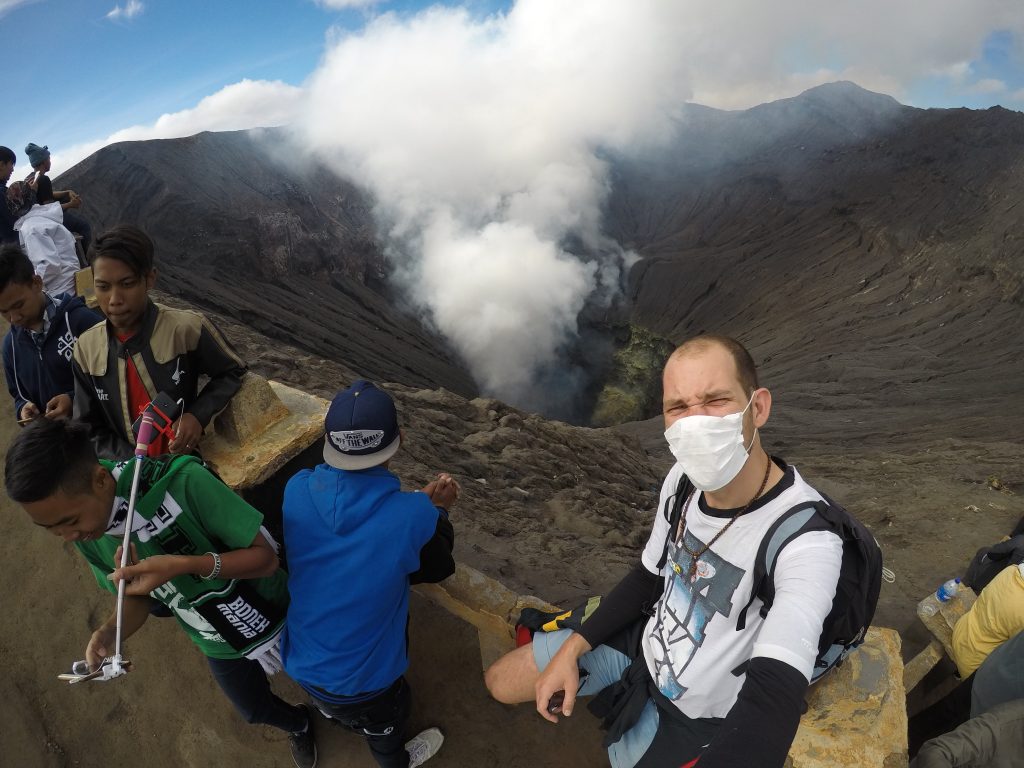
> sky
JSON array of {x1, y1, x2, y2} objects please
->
[{"x1": 1, "y1": 0, "x2": 1021, "y2": 176}]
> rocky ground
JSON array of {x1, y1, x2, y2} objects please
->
[{"x1": 1, "y1": 305, "x2": 1022, "y2": 766}]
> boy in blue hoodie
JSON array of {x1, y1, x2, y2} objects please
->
[
  {"x1": 0, "y1": 243, "x2": 101, "y2": 422},
  {"x1": 281, "y1": 380, "x2": 458, "y2": 768}
]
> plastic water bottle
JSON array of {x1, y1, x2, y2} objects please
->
[
  {"x1": 919, "y1": 578, "x2": 961, "y2": 617},
  {"x1": 936, "y1": 578, "x2": 961, "y2": 602}
]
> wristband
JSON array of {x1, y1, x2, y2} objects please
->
[{"x1": 201, "y1": 552, "x2": 222, "y2": 581}]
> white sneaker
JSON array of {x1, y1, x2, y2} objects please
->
[{"x1": 406, "y1": 727, "x2": 444, "y2": 768}]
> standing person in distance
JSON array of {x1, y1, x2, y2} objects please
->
[
  {"x1": 282, "y1": 380, "x2": 458, "y2": 768},
  {"x1": 24, "y1": 142, "x2": 91, "y2": 253},
  {"x1": 72, "y1": 225, "x2": 246, "y2": 459}
]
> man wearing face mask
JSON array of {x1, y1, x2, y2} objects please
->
[{"x1": 485, "y1": 334, "x2": 844, "y2": 768}]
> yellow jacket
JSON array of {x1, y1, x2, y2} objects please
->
[{"x1": 951, "y1": 564, "x2": 1024, "y2": 678}]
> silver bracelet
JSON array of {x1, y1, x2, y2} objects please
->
[{"x1": 202, "y1": 552, "x2": 222, "y2": 581}]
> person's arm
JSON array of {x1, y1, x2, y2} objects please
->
[
  {"x1": 185, "y1": 316, "x2": 247, "y2": 428},
  {"x1": 85, "y1": 595, "x2": 151, "y2": 672},
  {"x1": 71, "y1": 355, "x2": 134, "y2": 459},
  {"x1": 410, "y1": 473, "x2": 459, "y2": 584},
  {"x1": 577, "y1": 563, "x2": 661, "y2": 648},
  {"x1": 410, "y1": 512, "x2": 455, "y2": 584},
  {"x1": 699, "y1": 530, "x2": 843, "y2": 767},
  {"x1": 108, "y1": 532, "x2": 278, "y2": 594},
  {"x1": 2, "y1": 337, "x2": 31, "y2": 420},
  {"x1": 696, "y1": 658, "x2": 808, "y2": 768}
]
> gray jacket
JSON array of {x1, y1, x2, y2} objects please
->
[{"x1": 911, "y1": 699, "x2": 1024, "y2": 768}]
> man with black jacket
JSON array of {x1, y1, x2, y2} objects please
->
[
  {"x1": 281, "y1": 380, "x2": 457, "y2": 768},
  {"x1": 485, "y1": 335, "x2": 844, "y2": 768},
  {"x1": 71, "y1": 225, "x2": 246, "y2": 459}
]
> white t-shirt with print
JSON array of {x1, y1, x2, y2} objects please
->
[{"x1": 640, "y1": 460, "x2": 843, "y2": 720}]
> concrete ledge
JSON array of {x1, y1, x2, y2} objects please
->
[
  {"x1": 904, "y1": 586, "x2": 977, "y2": 692},
  {"x1": 414, "y1": 563, "x2": 558, "y2": 669},
  {"x1": 200, "y1": 375, "x2": 329, "y2": 490},
  {"x1": 791, "y1": 627, "x2": 908, "y2": 767}
]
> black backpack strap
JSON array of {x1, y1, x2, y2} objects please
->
[
  {"x1": 644, "y1": 473, "x2": 692, "y2": 617},
  {"x1": 735, "y1": 501, "x2": 823, "y2": 631},
  {"x1": 657, "y1": 473, "x2": 693, "y2": 570}
]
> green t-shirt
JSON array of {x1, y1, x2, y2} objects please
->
[{"x1": 75, "y1": 456, "x2": 289, "y2": 660}]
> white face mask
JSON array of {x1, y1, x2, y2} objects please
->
[{"x1": 664, "y1": 394, "x2": 756, "y2": 492}]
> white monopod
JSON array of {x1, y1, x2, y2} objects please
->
[{"x1": 59, "y1": 413, "x2": 158, "y2": 684}]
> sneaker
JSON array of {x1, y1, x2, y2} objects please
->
[
  {"x1": 288, "y1": 705, "x2": 318, "y2": 768},
  {"x1": 406, "y1": 727, "x2": 444, "y2": 768}
]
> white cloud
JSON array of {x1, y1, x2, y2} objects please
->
[
  {"x1": 54, "y1": 79, "x2": 303, "y2": 173},
  {"x1": 969, "y1": 78, "x2": 1007, "y2": 94},
  {"x1": 106, "y1": 0, "x2": 144, "y2": 20},
  {"x1": 0, "y1": 0, "x2": 35, "y2": 18},
  {"x1": 1012, "y1": 88, "x2": 1024, "y2": 102}
]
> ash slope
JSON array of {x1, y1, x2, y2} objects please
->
[
  {"x1": 609, "y1": 82, "x2": 1024, "y2": 447},
  {"x1": 57, "y1": 130, "x2": 477, "y2": 397}
]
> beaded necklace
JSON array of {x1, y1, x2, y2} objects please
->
[{"x1": 676, "y1": 455, "x2": 773, "y2": 581}]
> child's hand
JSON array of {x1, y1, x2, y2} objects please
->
[
  {"x1": 169, "y1": 413, "x2": 202, "y2": 454},
  {"x1": 108, "y1": 554, "x2": 184, "y2": 595},
  {"x1": 44, "y1": 394, "x2": 72, "y2": 419},
  {"x1": 85, "y1": 625, "x2": 116, "y2": 672},
  {"x1": 423, "y1": 472, "x2": 460, "y2": 510}
]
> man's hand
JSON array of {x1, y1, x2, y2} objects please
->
[
  {"x1": 168, "y1": 412, "x2": 202, "y2": 454},
  {"x1": 535, "y1": 633, "x2": 591, "y2": 723},
  {"x1": 44, "y1": 394, "x2": 72, "y2": 420},
  {"x1": 66, "y1": 191, "x2": 82, "y2": 209},
  {"x1": 85, "y1": 624, "x2": 117, "y2": 673},
  {"x1": 422, "y1": 472, "x2": 460, "y2": 509},
  {"x1": 18, "y1": 402, "x2": 40, "y2": 423}
]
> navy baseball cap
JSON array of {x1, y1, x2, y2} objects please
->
[{"x1": 323, "y1": 380, "x2": 400, "y2": 470}]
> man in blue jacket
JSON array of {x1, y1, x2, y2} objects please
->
[
  {"x1": 0, "y1": 243, "x2": 101, "y2": 422},
  {"x1": 282, "y1": 380, "x2": 458, "y2": 768}
]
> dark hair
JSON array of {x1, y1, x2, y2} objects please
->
[
  {"x1": 35, "y1": 174, "x2": 54, "y2": 205},
  {"x1": 672, "y1": 334, "x2": 760, "y2": 395},
  {"x1": 0, "y1": 146, "x2": 14, "y2": 165},
  {"x1": 0, "y1": 244, "x2": 37, "y2": 292},
  {"x1": 5, "y1": 419, "x2": 98, "y2": 503},
  {"x1": 88, "y1": 225, "x2": 155, "y2": 278}
]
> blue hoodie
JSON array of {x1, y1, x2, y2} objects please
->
[{"x1": 281, "y1": 463, "x2": 443, "y2": 698}]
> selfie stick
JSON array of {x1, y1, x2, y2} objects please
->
[
  {"x1": 112, "y1": 413, "x2": 157, "y2": 667},
  {"x1": 61, "y1": 414, "x2": 157, "y2": 684}
]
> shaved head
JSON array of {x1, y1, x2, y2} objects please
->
[{"x1": 668, "y1": 334, "x2": 759, "y2": 395}]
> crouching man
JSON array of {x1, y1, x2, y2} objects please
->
[
  {"x1": 281, "y1": 380, "x2": 459, "y2": 768},
  {"x1": 484, "y1": 335, "x2": 845, "y2": 768},
  {"x1": 5, "y1": 418, "x2": 318, "y2": 768}
]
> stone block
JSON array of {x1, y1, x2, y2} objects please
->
[
  {"x1": 200, "y1": 377, "x2": 328, "y2": 490},
  {"x1": 789, "y1": 627, "x2": 908, "y2": 768}
]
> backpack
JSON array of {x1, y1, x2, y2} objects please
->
[
  {"x1": 963, "y1": 517, "x2": 1024, "y2": 593},
  {"x1": 658, "y1": 472, "x2": 883, "y2": 683}
]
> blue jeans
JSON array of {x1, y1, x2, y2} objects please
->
[
  {"x1": 533, "y1": 629, "x2": 659, "y2": 768},
  {"x1": 207, "y1": 655, "x2": 307, "y2": 733}
]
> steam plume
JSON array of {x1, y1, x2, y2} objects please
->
[{"x1": 296, "y1": 0, "x2": 690, "y2": 408}]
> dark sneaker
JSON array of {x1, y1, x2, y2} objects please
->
[
  {"x1": 288, "y1": 705, "x2": 318, "y2": 768},
  {"x1": 406, "y1": 727, "x2": 444, "y2": 768}
]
